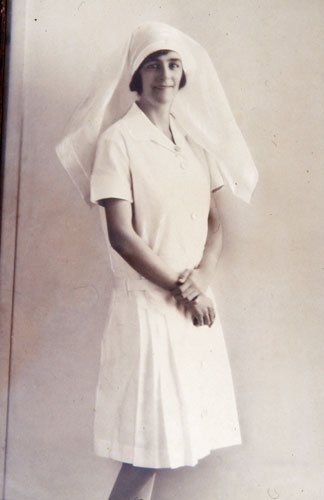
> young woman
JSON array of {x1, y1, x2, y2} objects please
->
[{"x1": 57, "y1": 22, "x2": 258, "y2": 500}]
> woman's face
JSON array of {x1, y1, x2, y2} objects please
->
[{"x1": 138, "y1": 51, "x2": 183, "y2": 106}]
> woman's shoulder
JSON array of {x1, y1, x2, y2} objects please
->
[
  {"x1": 99, "y1": 118, "x2": 127, "y2": 145},
  {"x1": 99, "y1": 103, "x2": 139, "y2": 144}
]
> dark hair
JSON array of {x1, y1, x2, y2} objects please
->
[{"x1": 129, "y1": 49, "x2": 186, "y2": 94}]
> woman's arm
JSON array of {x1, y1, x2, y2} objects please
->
[
  {"x1": 172, "y1": 191, "x2": 223, "y2": 302},
  {"x1": 103, "y1": 198, "x2": 180, "y2": 290},
  {"x1": 104, "y1": 197, "x2": 217, "y2": 327},
  {"x1": 195, "y1": 190, "x2": 223, "y2": 285}
]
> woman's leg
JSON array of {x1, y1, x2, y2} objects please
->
[
  {"x1": 108, "y1": 463, "x2": 156, "y2": 500},
  {"x1": 135, "y1": 472, "x2": 156, "y2": 500}
]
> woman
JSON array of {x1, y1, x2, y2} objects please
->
[{"x1": 57, "y1": 22, "x2": 258, "y2": 500}]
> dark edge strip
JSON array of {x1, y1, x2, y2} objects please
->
[{"x1": 1, "y1": 2, "x2": 24, "y2": 499}]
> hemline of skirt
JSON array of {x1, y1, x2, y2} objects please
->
[{"x1": 94, "y1": 436, "x2": 242, "y2": 469}]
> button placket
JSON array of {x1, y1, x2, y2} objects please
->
[
  {"x1": 173, "y1": 146, "x2": 186, "y2": 170},
  {"x1": 179, "y1": 158, "x2": 186, "y2": 170}
]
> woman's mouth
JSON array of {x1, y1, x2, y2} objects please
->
[{"x1": 154, "y1": 85, "x2": 174, "y2": 90}]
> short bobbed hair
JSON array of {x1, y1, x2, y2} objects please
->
[{"x1": 129, "y1": 49, "x2": 187, "y2": 94}]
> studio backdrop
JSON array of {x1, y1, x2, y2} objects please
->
[{"x1": 1, "y1": 1, "x2": 324, "y2": 499}]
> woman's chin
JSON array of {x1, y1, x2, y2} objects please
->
[{"x1": 152, "y1": 90, "x2": 176, "y2": 105}]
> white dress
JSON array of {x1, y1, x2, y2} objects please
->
[{"x1": 90, "y1": 103, "x2": 241, "y2": 469}]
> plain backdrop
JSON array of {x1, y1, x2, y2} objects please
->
[{"x1": 1, "y1": 1, "x2": 324, "y2": 499}]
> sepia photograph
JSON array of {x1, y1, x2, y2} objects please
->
[{"x1": 1, "y1": 1, "x2": 323, "y2": 499}]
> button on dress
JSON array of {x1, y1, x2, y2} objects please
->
[{"x1": 90, "y1": 103, "x2": 241, "y2": 469}]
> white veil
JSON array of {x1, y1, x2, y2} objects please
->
[{"x1": 56, "y1": 22, "x2": 258, "y2": 205}]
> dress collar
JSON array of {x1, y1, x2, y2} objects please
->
[{"x1": 123, "y1": 102, "x2": 187, "y2": 152}]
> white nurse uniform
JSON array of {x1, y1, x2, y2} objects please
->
[{"x1": 90, "y1": 102, "x2": 241, "y2": 469}]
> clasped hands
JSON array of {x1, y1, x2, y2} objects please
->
[{"x1": 171, "y1": 269, "x2": 216, "y2": 328}]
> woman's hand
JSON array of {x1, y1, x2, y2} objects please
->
[
  {"x1": 185, "y1": 294, "x2": 216, "y2": 327},
  {"x1": 172, "y1": 268, "x2": 211, "y2": 304}
]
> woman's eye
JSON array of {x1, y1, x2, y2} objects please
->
[
  {"x1": 169, "y1": 62, "x2": 181, "y2": 69},
  {"x1": 146, "y1": 63, "x2": 159, "y2": 70}
]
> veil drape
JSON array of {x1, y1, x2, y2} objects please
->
[{"x1": 56, "y1": 22, "x2": 258, "y2": 204}]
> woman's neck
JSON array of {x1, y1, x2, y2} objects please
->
[{"x1": 136, "y1": 100, "x2": 173, "y2": 139}]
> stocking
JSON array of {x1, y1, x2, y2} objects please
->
[{"x1": 135, "y1": 472, "x2": 156, "y2": 500}]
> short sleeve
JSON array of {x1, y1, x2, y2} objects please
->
[
  {"x1": 205, "y1": 151, "x2": 224, "y2": 192},
  {"x1": 90, "y1": 127, "x2": 133, "y2": 205}
]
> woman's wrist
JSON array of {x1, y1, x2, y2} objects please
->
[
  {"x1": 191, "y1": 267, "x2": 211, "y2": 292},
  {"x1": 166, "y1": 271, "x2": 186, "y2": 292}
]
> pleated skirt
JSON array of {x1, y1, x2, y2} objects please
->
[{"x1": 94, "y1": 278, "x2": 241, "y2": 469}]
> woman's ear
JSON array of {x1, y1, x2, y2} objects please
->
[{"x1": 129, "y1": 69, "x2": 142, "y2": 93}]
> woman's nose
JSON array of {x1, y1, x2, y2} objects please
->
[{"x1": 159, "y1": 63, "x2": 171, "y2": 80}]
